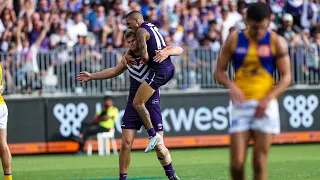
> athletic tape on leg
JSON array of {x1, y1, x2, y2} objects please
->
[{"x1": 156, "y1": 146, "x2": 172, "y2": 165}]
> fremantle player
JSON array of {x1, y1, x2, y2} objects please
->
[
  {"x1": 125, "y1": 11, "x2": 176, "y2": 152},
  {"x1": 214, "y1": 3, "x2": 291, "y2": 180},
  {"x1": 76, "y1": 29, "x2": 182, "y2": 180}
]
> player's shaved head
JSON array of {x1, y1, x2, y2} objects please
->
[
  {"x1": 126, "y1": 11, "x2": 144, "y2": 21},
  {"x1": 126, "y1": 11, "x2": 144, "y2": 31}
]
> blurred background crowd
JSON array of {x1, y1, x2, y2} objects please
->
[{"x1": 0, "y1": 0, "x2": 319, "y2": 94}]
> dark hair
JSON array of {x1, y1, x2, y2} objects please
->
[
  {"x1": 73, "y1": 11, "x2": 82, "y2": 18},
  {"x1": 104, "y1": 96, "x2": 112, "y2": 101},
  {"x1": 311, "y1": 27, "x2": 320, "y2": 35},
  {"x1": 247, "y1": 2, "x2": 271, "y2": 22}
]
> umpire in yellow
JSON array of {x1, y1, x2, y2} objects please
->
[{"x1": 74, "y1": 96, "x2": 119, "y2": 154}]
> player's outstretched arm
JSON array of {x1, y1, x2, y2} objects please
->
[
  {"x1": 264, "y1": 35, "x2": 291, "y2": 100},
  {"x1": 214, "y1": 33, "x2": 245, "y2": 104},
  {"x1": 153, "y1": 46, "x2": 184, "y2": 62},
  {"x1": 136, "y1": 28, "x2": 150, "y2": 63},
  {"x1": 76, "y1": 58, "x2": 127, "y2": 82}
]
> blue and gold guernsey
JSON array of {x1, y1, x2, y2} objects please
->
[
  {"x1": 0, "y1": 66, "x2": 5, "y2": 104},
  {"x1": 232, "y1": 30, "x2": 277, "y2": 100}
]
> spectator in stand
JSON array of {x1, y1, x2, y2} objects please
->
[
  {"x1": 229, "y1": 1, "x2": 242, "y2": 25},
  {"x1": 217, "y1": 6, "x2": 235, "y2": 43},
  {"x1": 67, "y1": 12, "x2": 88, "y2": 46},
  {"x1": 277, "y1": 13, "x2": 300, "y2": 44},
  {"x1": 67, "y1": 0, "x2": 82, "y2": 12},
  {"x1": 57, "y1": 0, "x2": 68, "y2": 11},
  {"x1": 81, "y1": 0, "x2": 92, "y2": 27},
  {"x1": 49, "y1": 23, "x2": 72, "y2": 49},
  {"x1": 90, "y1": 5, "x2": 106, "y2": 40},
  {"x1": 285, "y1": 0, "x2": 304, "y2": 27},
  {"x1": 300, "y1": 0, "x2": 319, "y2": 30},
  {"x1": 198, "y1": 8, "x2": 210, "y2": 39},
  {"x1": 311, "y1": 28, "x2": 320, "y2": 46}
]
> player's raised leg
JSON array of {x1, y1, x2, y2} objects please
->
[
  {"x1": 133, "y1": 81, "x2": 155, "y2": 130},
  {"x1": 154, "y1": 131, "x2": 179, "y2": 180},
  {"x1": 119, "y1": 129, "x2": 137, "y2": 180},
  {"x1": 252, "y1": 131, "x2": 273, "y2": 180},
  {"x1": 133, "y1": 82, "x2": 161, "y2": 153},
  {"x1": 230, "y1": 132, "x2": 251, "y2": 180}
]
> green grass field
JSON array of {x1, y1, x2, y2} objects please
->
[{"x1": 10, "y1": 144, "x2": 320, "y2": 180}]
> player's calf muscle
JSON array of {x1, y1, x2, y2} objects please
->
[
  {"x1": 135, "y1": 105, "x2": 153, "y2": 127},
  {"x1": 155, "y1": 146, "x2": 172, "y2": 165}
]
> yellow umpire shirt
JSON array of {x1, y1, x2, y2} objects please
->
[{"x1": 97, "y1": 106, "x2": 119, "y2": 129}]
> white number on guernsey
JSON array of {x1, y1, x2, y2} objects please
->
[{"x1": 146, "y1": 23, "x2": 166, "y2": 50}]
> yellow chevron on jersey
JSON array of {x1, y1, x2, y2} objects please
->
[
  {"x1": 0, "y1": 66, "x2": 5, "y2": 104},
  {"x1": 232, "y1": 30, "x2": 276, "y2": 100}
]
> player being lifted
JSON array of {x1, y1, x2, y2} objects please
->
[
  {"x1": 77, "y1": 29, "x2": 182, "y2": 180},
  {"x1": 215, "y1": 2, "x2": 291, "y2": 180},
  {"x1": 125, "y1": 11, "x2": 176, "y2": 152}
]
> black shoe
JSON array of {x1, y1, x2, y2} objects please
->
[
  {"x1": 71, "y1": 136, "x2": 84, "y2": 143},
  {"x1": 74, "y1": 150, "x2": 86, "y2": 156},
  {"x1": 168, "y1": 173, "x2": 180, "y2": 180}
]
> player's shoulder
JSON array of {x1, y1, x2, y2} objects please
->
[
  {"x1": 224, "y1": 30, "x2": 240, "y2": 52},
  {"x1": 271, "y1": 31, "x2": 286, "y2": 44},
  {"x1": 271, "y1": 31, "x2": 288, "y2": 49},
  {"x1": 227, "y1": 30, "x2": 240, "y2": 41},
  {"x1": 139, "y1": 22, "x2": 150, "y2": 28},
  {"x1": 137, "y1": 26, "x2": 149, "y2": 34}
]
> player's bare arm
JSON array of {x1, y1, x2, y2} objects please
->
[
  {"x1": 76, "y1": 57, "x2": 127, "y2": 82},
  {"x1": 124, "y1": 51, "x2": 137, "y2": 66},
  {"x1": 255, "y1": 35, "x2": 291, "y2": 118},
  {"x1": 136, "y1": 28, "x2": 150, "y2": 63},
  {"x1": 153, "y1": 46, "x2": 184, "y2": 63},
  {"x1": 214, "y1": 33, "x2": 245, "y2": 104},
  {"x1": 262, "y1": 35, "x2": 291, "y2": 101}
]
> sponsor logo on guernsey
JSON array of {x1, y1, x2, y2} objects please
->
[
  {"x1": 236, "y1": 47, "x2": 247, "y2": 54},
  {"x1": 257, "y1": 45, "x2": 271, "y2": 57},
  {"x1": 152, "y1": 99, "x2": 159, "y2": 104}
]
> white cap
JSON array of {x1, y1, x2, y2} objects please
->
[
  {"x1": 303, "y1": 28, "x2": 310, "y2": 34},
  {"x1": 283, "y1": 13, "x2": 293, "y2": 22}
]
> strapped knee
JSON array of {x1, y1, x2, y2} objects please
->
[{"x1": 156, "y1": 146, "x2": 172, "y2": 164}]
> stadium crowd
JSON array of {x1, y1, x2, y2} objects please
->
[{"x1": 0, "y1": 0, "x2": 319, "y2": 94}]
